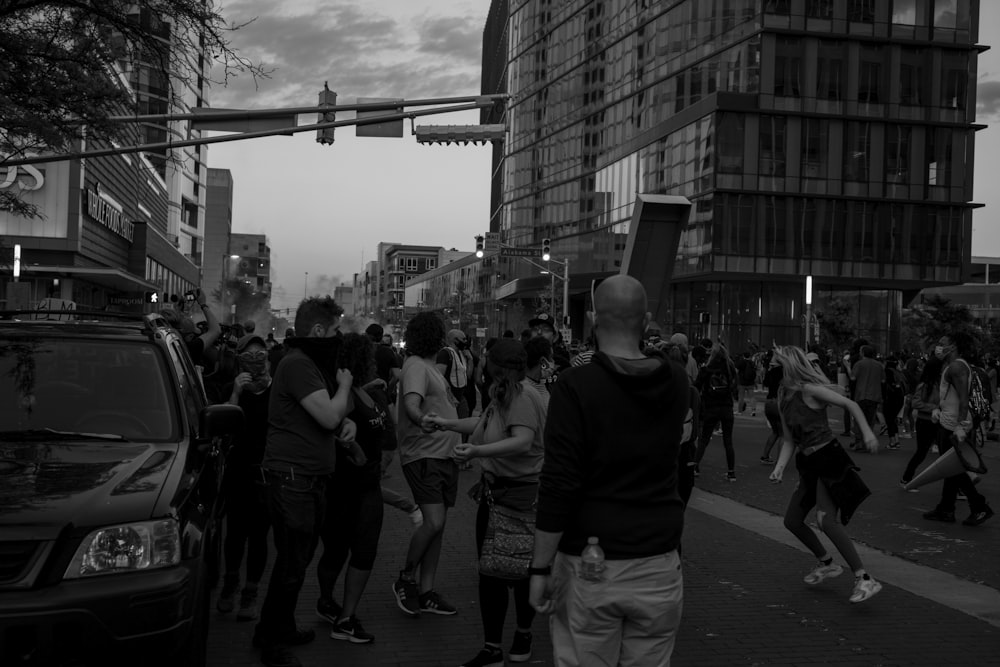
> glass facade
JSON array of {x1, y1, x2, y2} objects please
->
[{"x1": 485, "y1": 0, "x2": 980, "y2": 350}]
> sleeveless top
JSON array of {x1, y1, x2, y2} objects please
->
[
  {"x1": 938, "y1": 360, "x2": 972, "y2": 431},
  {"x1": 779, "y1": 389, "x2": 834, "y2": 453}
]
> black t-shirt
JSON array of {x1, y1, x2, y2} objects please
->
[
  {"x1": 374, "y1": 344, "x2": 401, "y2": 384},
  {"x1": 334, "y1": 388, "x2": 390, "y2": 486},
  {"x1": 230, "y1": 385, "x2": 271, "y2": 468}
]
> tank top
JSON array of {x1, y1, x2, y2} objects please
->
[
  {"x1": 779, "y1": 389, "x2": 834, "y2": 453},
  {"x1": 938, "y1": 360, "x2": 972, "y2": 432}
]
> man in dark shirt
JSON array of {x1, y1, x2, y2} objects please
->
[
  {"x1": 367, "y1": 323, "x2": 401, "y2": 401},
  {"x1": 529, "y1": 275, "x2": 688, "y2": 666},
  {"x1": 254, "y1": 297, "x2": 361, "y2": 667}
]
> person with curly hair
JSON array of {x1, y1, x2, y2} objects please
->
[
  {"x1": 391, "y1": 312, "x2": 461, "y2": 617},
  {"x1": 769, "y1": 345, "x2": 882, "y2": 604},
  {"x1": 314, "y1": 333, "x2": 395, "y2": 644}
]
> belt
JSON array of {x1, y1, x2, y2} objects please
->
[
  {"x1": 801, "y1": 440, "x2": 832, "y2": 457},
  {"x1": 261, "y1": 467, "x2": 327, "y2": 481}
]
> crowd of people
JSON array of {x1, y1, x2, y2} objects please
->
[{"x1": 151, "y1": 287, "x2": 993, "y2": 667}]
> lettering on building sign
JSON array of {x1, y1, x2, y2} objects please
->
[
  {"x1": 0, "y1": 165, "x2": 44, "y2": 191},
  {"x1": 86, "y1": 187, "x2": 135, "y2": 242}
]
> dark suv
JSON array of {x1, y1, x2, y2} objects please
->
[{"x1": 0, "y1": 311, "x2": 242, "y2": 666}]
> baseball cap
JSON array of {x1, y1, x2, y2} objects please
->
[
  {"x1": 806, "y1": 351, "x2": 821, "y2": 363},
  {"x1": 365, "y1": 323, "x2": 384, "y2": 341},
  {"x1": 236, "y1": 334, "x2": 266, "y2": 353},
  {"x1": 488, "y1": 338, "x2": 527, "y2": 371}
]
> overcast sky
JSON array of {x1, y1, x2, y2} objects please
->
[{"x1": 207, "y1": 1, "x2": 1000, "y2": 311}]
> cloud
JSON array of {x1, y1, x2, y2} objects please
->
[
  {"x1": 209, "y1": 1, "x2": 483, "y2": 110},
  {"x1": 977, "y1": 80, "x2": 1000, "y2": 121}
]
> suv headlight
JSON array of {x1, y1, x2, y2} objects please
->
[{"x1": 64, "y1": 519, "x2": 180, "y2": 578}]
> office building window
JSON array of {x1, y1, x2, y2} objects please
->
[
  {"x1": 844, "y1": 121, "x2": 871, "y2": 182},
  {"x1": 801, "y1": 118, "x2": 830, "y2": 179},
  {"x1": 927, "y1": 127, "x2": 953, "y2": 187},
  {"x1": 717, "y1": 113, "x2": 744, "y2": 174},
  {"x1": 941, "y1": 52, "x2": 968, "y2": 109},
  {"x1": 858, "y1": 45, "x2": 885, "y2": 103},
  {"x1": 891, "y1": 0, "x2": 921, "y2": 26},
  {"x1": 759, "y1": 116, "x2": 786, "y2": 177},
  {"x1": 899, "y1": 48, "x2": 927, "y2": 105},
  {"x1": 886, "y1": 125, "x2": 911, "y2": 183},
  {"x1": 933, "y1": 0, "x2": 971, "y2": 31},
  {"x1": 816, "y1": 41, "x2": 845, "y2": 101},
  {"x1": 774, "y1": 37, "x2": 801, "y2": 97},
  {"x1": 848, "y1": 0, "x2": 875, "y2": 22},
  {"x1": 405, "y1": 257, "x2": 418, "y2": 271},
  {"x1": 764, "y1": 0, "x2": 790, "y2": 14},
  {"x1": 807, "y1": 0, "x2": 834, "y2": 19}
]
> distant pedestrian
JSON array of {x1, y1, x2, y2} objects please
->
[
  {"x1": 759, "y1": 353, "x2": 784, "y2": 464},
  {"x1": 850, "y1": 345, "x2": 884, "y2": 451},
  {"x1": 392, "y1": 312, "x2": 461, "y2": 617},
  {"x1": 769, "y1": 345, "x2": 883, "y2": 604},
  {"x1": 693, "y1": 342, "x2": 739, "y2": 481},
  {"x1": 736, "y1": 351, "x2": 758, "y2": 416},
  {"x1": 900, "y1": 356, "x2": 942, "y2": 489},
  {"x1": 921, "y1": 333, "x2": 994, "y2": 526},
  {"x1": 529, "y1": 275, "x2": 688, "y2": 666},
  {"x1": 882, "y1": 356, "x2": 908, "y2": 450}
]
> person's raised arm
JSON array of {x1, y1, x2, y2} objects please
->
[
  {"x1": 194, "y1": 289, "x2": 221, "y2": 348},
  {"x1": 300, "y1": 368, "x2": 353, "y2": 431}
]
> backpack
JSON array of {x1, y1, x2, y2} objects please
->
[
  {"x1": 958, "y1": 360, "x2": 991, "y2": 423},
  {"x1": 884, "y1": 368, "x2": 905, "y2": 397},
  {"x1": 708, "y1": 365, "x2": 735, "y2": 399}
]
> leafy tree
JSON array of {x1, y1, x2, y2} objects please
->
[
  {"x1": 0, "y1": 1, "x2": 265, "y2": 213},
  {"x1": 901, "y1": 295, "x2": 982, "y2": 354},
  {"x1": 815, "y1": 296, "x2": 857, "y2": 352}
]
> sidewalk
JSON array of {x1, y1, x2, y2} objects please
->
[{"x1": 207, "y1": 450, "x2": 1000, "y2": 666}]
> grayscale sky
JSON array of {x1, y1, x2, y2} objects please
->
[{"x1": 208, "y1": 1, "x2": 1000, "y2": 311}]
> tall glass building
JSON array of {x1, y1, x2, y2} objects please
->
[{"x1": 481, "y1": 0, "x2": 982, "y2": 352}]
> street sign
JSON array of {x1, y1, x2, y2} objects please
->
[
  {"x1": 484, "y1": 232, "x2": 500, "y2": 251},
  {"x1": 476, "y1": 327, "x2": 487, "y2": 338},
  {"x1": 499, "y1": 247, "x2": 542, "y2": 258}
]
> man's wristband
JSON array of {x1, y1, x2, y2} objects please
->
[{"x1": 527, "y1": 565, "x2": 551, "y2": 576}]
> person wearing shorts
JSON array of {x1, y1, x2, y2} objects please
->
[{"x1": 391, "y1": 312, "x2": 461, "y2": 617}]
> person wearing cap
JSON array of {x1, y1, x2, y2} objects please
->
[
  {"x1": 392, "y1": 313, "x2": 462, "y2": 618},
  {"x1": 528, "y1": 313, "x2": 571, "y2": 375},
  {"x1": 424, "y1": 339, "x2": 548, "y2": 667},
  {"x1": 215, "y1": 333, "x2": 273, "y2": 621}
]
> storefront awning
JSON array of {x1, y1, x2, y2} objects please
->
[{"x1": 21, "y1": 265, "x2": 157, "y2": 292}]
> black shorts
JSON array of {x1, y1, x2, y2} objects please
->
[{"x1": 403, "y1": 458, "x2": 459, "y2": 508}]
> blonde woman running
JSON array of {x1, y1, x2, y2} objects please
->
[{"x1": 770, "y1": 345, "x2": 883, "y2": 604}]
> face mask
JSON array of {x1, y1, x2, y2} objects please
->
[
  {"x1": 540, "y1": 358, "x2": 555, "y2": 381},
  {"x1": 934, "y1": 345, "x2": 952, "y2": 359}
]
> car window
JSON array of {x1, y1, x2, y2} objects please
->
[
  {"x1": 168, "y1": 338, "x2": 203, "y2": 436},
  {"x1": 0, "y1": 337, "x2": 178, "y2": 441}
]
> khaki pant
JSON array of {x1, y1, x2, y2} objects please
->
[{"x1": 550, "y1": 550, "x2": 683, "y2": 667}]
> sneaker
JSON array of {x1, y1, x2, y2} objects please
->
[
  {"x1": 887, "y1": 441, "x2": 901, "y2": 450},
  {"x1": 956, "y1": 491, "x2": 967, "y2": 501},
  {"x1": 236, "y1": 586, "x2": 258, "y2": 622},
  {"x1": 923, "y1": 509, "x2": 956, "y2": 523},
  {"x1": 931, "y1": 445, "x2": 939, "y2": 454},
  {"x1": 899, "y1": 479, "x2": 919, "y2": 493},
  {"x1": 260, "y1": 644, "x2": 302, "y2": 667},
  {"x1": 509, "y1": 631, "x2": 532, "y2": 663},
  {"x1": 393, "y1": 575, "x2": 420, "y2": 616},
  {"x1": 849, "y1": 575, "x2": 883, "y2": 603},
  {"x1": 713, "y1": 427, "x2": 723, "y2": 436},
  {"x1": 459, "y1": 645, "x2": 504, "y2": 667},
  {"x1": 419, "y1": 590, "x2": 457, "y2": 615},
  {"x1": 726, "y1": 471, "x2": 737, "y2": 482},
  {"x1": 409, "y1": 508, "x2": 424, "y2": 528},
  {"x1": 316, "y1": 597, "x2": 343, "y2": 625},
  {"x1": 216, "y1": 575, "x2": 239, "y2": 613},
  {"x1": 962, "y1": 506, "x2": 995, "y2": 526},
  {"x1": 760, "y1": 456, "x2": 775, "y2": 465},
  {"x1": 330, "y1": 615, "x2": 375, "y2": 644},
  {"x1": 804, "y1": 562, "x2": 843, "y2": 585}
]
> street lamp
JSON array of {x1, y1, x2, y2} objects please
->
[
  {"x1": 223, "y1": 253, "x2": 239, "y2": 323},
  {"x1": 304, "y1": 272, "x2": 308, "y2": 299},
  {"x1": 805, "y1": 275, "x2": 813, "y2": 347}
]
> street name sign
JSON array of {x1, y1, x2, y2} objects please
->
[{"x1": 500, "y1": 247, "x2": 542, "y2": 258}]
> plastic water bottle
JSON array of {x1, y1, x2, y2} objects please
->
[{"x1": 579, "y1": 536, "x2": 605, "y2": 582}]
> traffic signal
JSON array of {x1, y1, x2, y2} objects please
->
[
  {"x1": 475, "y1": 235, "x2": 484, "y2": 258},
  {"x1": 316, "y1": 82, "x2": 336, "y2": 145},
  {"x1": 541, "y1": 237, "x2": 551, "y2": 261},
  {"x1": 144, "y1": 291, "x2": 159, "y2": 304}
]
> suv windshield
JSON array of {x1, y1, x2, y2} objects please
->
[{"x1": 1, "y1": 337, "x2": 177, "y2": 441}]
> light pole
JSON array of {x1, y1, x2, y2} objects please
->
[
  {"x1": 304, "y1": 272, "x2": 308, "y2": 299},
  {"x1": 805, "y1": 275, "x2": 813, "y2": 348},
  {"x1": 222, "y1": 253, "x2": 239, "y2": 322}
]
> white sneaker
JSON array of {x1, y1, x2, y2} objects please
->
[
  {"x1": 850, "y1": 576, "x2": 882, "y2": 603},
  {"x1": 804, "y1": 562, "x2": 843, "y2": 585},
  {"x1": 409, "y1": 509, "x2": 423, "y2": 528}
]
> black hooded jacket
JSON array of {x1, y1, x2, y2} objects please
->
[{"x1": 537, "y1": 351, "x2": 689, "y2": 559}]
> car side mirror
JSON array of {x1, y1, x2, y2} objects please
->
[{"x1": 199, "y1": 404, "x2": 244, "y2": 439}]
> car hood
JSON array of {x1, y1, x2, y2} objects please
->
[{"x1": 0, "y1": 440, "x2": 179, "y2": 538}]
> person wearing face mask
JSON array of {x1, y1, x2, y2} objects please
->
[
  {"x1": 524, "y1": 336, "x2": 553, "y2": 410},
  {"x1": 254, "y1": 297, "x2": 361, "y2": 667},
  {"x1": 216, "y1": 334, "x2": 273, "y2": 621},
  {"x1": 437, "y1": 329, "x2": 471, "y2": 419},
  {"x1": 922, "y1": 333, "x2": 994, "y2": 527}
]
